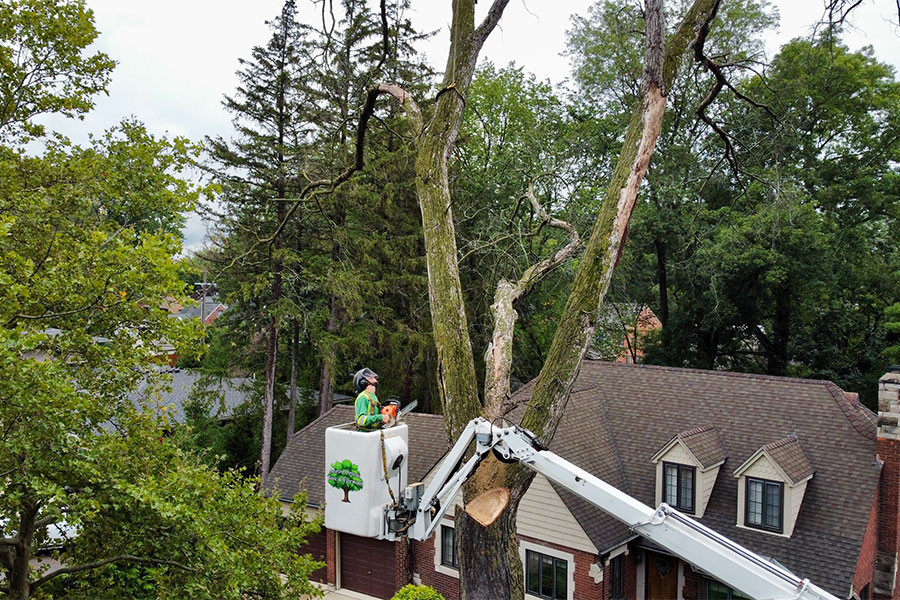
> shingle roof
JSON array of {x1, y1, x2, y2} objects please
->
[
  {"x1": 652, "y1": 425, "x2": 726, "y2": 469},
  {"x1": 264, "y1": 405, "x2": 450, "y2": 505},
  {"x1": 683, "y1": 425, "x2": 727, "y2": 468},
  {"x1": 263, "y1": 362, "x2": 879, "y2": 597},
  {"x1": 755, "y1": 435, "x2": 815, "y2": 485},
  {"x1": 509, "y1": 361, "x2": 879, "y2": 597},
  {"x1": 129, "y1": 369, "x2": 351, "y2": 423},
  {"x1": 129, "y1": 368, "x2": 252, "y2": 422}
]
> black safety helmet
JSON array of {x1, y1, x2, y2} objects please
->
[{"x1": 354, "y1": 367, "x2": 379, "y2": 393}]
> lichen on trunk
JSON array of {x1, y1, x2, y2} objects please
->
[{"x1": 366, "y1": 2, "x2": 724, "y2": 598}]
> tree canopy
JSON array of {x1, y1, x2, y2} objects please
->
[{"x1": 0, "y1": 2, "x2": 323, "y2": 598}]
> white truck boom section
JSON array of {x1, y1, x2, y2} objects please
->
[{"x1": 386, "y1": 417, "x2": 839, "y2": 600}]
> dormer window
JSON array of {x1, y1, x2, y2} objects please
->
[
  {"x1": 663, "y1": 462, "x2": 695, "y2": 513},
  {"x1": 733, "y1": 435, "x2": 812, "y2": 538},
  {"x1": 745, "y1": 477, "x2": 784, "y2": 533},
  {"x1": 651, "y1": 425, "x2": 725, "y2": 518}
]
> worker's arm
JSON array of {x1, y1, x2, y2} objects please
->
[{"x1": 354, "y1": 393, "x2": 382, "y2": 428}]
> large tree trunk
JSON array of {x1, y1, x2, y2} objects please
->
[
  {"x1": 262, "y1": 43, "x2": 291, "y2": 477},
  {"x1": 261, "y1": 317, "x2": 277, "y2": 479},
  {"x1": 463, "y1": 2, "x2": 719, "y2": 598},
  {"x1": 8, "y1": 503, "x2": 37, "y2": 600},
  {"x1": 373, "y1": 1, "x2": 721, "y2": 597},
  {"x1": 261, "y1": 129, "x2": 287, "y2": 478},
  {"x1": 414, "y1": 0, "x2": 504, "y2": 441}
]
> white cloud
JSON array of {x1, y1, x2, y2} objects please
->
[{"x1": 39, "y1": 0, "x2": 897, "y2": 248}]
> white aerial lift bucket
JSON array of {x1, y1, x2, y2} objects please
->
[{"x1": 324, "y1": 422, "x2": 408, "y2": 538}]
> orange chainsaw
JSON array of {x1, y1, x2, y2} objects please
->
[{"x1": 381, "y1": 400, "x2": 418, "y2": 425}]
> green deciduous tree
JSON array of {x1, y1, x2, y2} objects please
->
[
  {"x1": 1, "y1": 2, "x2": 324, "y2": 598},
  {"x1": 0, "y1": 129, "x2": 324, "y2": 598},
  {"x1": 0, "y1": 0, "x2": 115, "y2": 141},
  {"x1": 617, "y1": 32, "x2": 900, "y2": 405}
]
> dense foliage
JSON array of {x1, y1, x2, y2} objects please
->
[
  {"x1": 391, "y1": 585, "x2": 445, "y2": 600},
  {"x1": 566, "y1": 4, "x2": 900, "y2": 407},
  {"x1": 5, "y1": 0, "x2": 898, "y2": 596},
  {"x1": 0, "y1": 2, "x2": 323, "y2": 598},
  {"x1": 199, "y1": 0, "x2": 435, "y2": 442}
]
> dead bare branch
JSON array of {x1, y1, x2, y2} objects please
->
[
  {"x1": 214, "y1": 82, "x2": 421, "y2": 278},
  {"x1": 473, "y1": 0, "x2": 513, "y2": 52},
  {"x1": 484, "y1": 173, "x2": 583, "y2": 417},
  {"x1": 824, "y1": 0, "x2": 865, "y2": 28}
]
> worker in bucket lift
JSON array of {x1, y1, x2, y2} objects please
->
[{"x1": 354, "y1": 368, "x2": 390, "y2": 431}]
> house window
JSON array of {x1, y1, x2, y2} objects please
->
[
  {"x1": 703, "y1": 580, "x2": 753, "y2": 600},
  {"x1": 663, "y1": 462, "x2": 695, "y2": 513},
  {"x1": 526, "y1": 550, "x2": 568, "y2": 600},
  {"x1": 745, "y1": 477, "x2": 783, "y2": 532},
  {"x1": 610, "y1": 554, "x2": 625, "y2": 599},
  {"x1": 440, "y1": 524, "x2": 457, "y2": 569}
]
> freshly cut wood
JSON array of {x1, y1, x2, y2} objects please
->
[{"x1": 465, "y1": 487, "x2": 510, "y2": 527}]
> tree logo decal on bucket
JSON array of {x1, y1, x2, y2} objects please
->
[{"x1": 328, "y1": 459, "x2": 363, "y2": 502}]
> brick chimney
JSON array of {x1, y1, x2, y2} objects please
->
[{"x1": 876, "y1": 368, "x2": 900, "y2": 598}]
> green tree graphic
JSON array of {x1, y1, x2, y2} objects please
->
[{"x1": 328, "y1": 459, "x2": 364, "y2": 503}]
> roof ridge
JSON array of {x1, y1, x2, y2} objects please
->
[
  {"x1": 679, "y1": 424, "x2": 715, "y2": 438},
  {"x1": 587, "y1": 361, "x2": 879, "y2": 440},
  {"x1": 764, "y1": 434, "x2": 799, "y2": 450},
  {"x1": 587, "y1": 360, "x2": 838, "y2": 387},
  {"x1": 823, "y1": 382, "x2": 877, "y2": 440}
]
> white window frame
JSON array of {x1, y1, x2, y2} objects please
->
[
  {"x1": 520, "y1": 540, "x2": 575, "y2": 600},
  {"x1": 433, "y1": 519, "x2": 459, "y2": 579}
]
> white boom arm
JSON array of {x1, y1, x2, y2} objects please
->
[{"x1": 390, "y1": 418, "x2": 839, "y2": 600}]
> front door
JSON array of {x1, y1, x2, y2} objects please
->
[{"x1": 646, "y1": 551, "x2": 678, "y2": 600}]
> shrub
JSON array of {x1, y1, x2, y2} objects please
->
[{"x1": 391, "y1": 584, "x2": 445, "y2": 600}]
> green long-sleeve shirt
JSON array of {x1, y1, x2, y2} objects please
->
[{"x1": 355, "y1": 390, "x2": 381, "y2": 430}]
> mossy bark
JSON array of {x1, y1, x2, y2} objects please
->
[
  {"x1": 461, "y1": 2, "x2": 720, "y2": 598},
  {"x1": 415, "y1": 1, "x2": 487, "y2": 441},
  {"x1": 522, "y1": 0, "x2": 722, "y2": 444},
  {"x1": 382, "y1": 2, "x2": 720, "y2": 598}
]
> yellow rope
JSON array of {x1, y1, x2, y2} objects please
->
[{"x1": 380, "y1": 430, "x2": 397, "y2": 507}]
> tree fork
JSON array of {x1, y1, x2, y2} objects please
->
[
  {"x1": 354, "y1": 2, "x2": 722, "y2": 598},
  {"x1": 465, "y1": 2, "x2": 722, "y2": 598},
  {"x1": 483, "y1": 175, "x2": 582, "y2": 418},
  {"x1": 522, "y1": 0, "x2": 722, "y2": 444}
]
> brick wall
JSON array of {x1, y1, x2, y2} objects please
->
[
  {"x1": 854, "y1": 496, "x2": 878, "y2": 597},
  {"x1": 682, "y1": 560, "x2": 701, "y2": 600},
  {"x1": 624, "y1": 550, "x2": 638, "y2": 600},
  {"x1": 326, "y1": 528, "x2": 336, "y2": 585},
  {"x1": 876, "y1": 371, "x2": 900, "y2": 599},
  {"x1": 570, "y1": 546, "x2": 603, "y2": 600},
  {"x1": 601, "y1": 548, "x2": 639, "y2": 600},
  {"x1": 877, "y1": 438, "x2": 900, "y2": 556},
  {"x1": 518, "y1": 533, "x2": 604, "y2": 600},
  {"x1": 411, "y1": 533, "x2": 607, "y2": 600},
  {"x1": 393, "y1": 538, "x2": 411, "y2": 592},
  {"x1": 411, "y1": 538, "x2": 460, "y2": 600},
  {"x1": 880, "y1": 372, "x2": 900, "y2": 549}
]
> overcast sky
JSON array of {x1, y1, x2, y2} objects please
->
[{"x1": 38, "y1": 1, "x2": 900, "y2": 250}]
